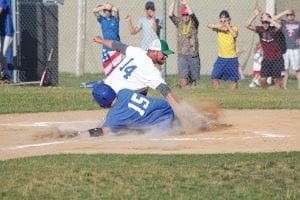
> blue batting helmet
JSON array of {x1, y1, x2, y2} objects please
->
[{"x1": 92, "y1": 83, "x2": 116, "y2": 108}]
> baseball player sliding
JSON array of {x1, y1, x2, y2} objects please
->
[
  {"x1": 71, "y1": 36, "x2": 206, "y2": 137},
  {"x1": 73, "y1": 82, "x2": 175, "y2": 137}
]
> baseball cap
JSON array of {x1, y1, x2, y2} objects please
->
[
  {"x1": 286, "y1": 9, "x2": 295, "y2": 15},
  {"x1": 145, "y1": 1, "x2": 155, "y2": 11},
  {"x1": 181, "y1": 7, "x2": 189, "y2": 15},
  {"x1": 147, "y1": 39, "x2": 175, "y2": 55}
]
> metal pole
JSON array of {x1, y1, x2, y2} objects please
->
[
  {"x1": 75, "y1": 0, "x2": 86, "y2": 76},
  {"x1": 162, "y1": 0, "x2": 167, "y2": 80},
  {"x1": 266, "y1": 0, "x2": 275, "y2": 15},
  {"x1": 12, "y1": 0, "x2": 17, "y2": 57}
]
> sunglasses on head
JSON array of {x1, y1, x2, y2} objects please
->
[{"x1": 104, "y1": 9, "x2": 112, "y2": 12}]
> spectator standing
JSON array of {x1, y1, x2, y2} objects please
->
[
  {"x1": 93, "y1": 2, "x2": 122, "y2": 76},
  {"x1": 249, "y1": 42, "x2": 263, "y2": 88},
  {"x1": 245, "y1": 7, "x2": 283, "y2": 89},
  {"x1": 125, "y1": 1, "x2": 163, "y2": 50},
  {"x1": 169, "y1": 0, "x2": 200, "y2": 88},
  {"x1": 208, "y1": 10, "x2": 239, "y2": 89},
  {"x1": 274, "y1": 9, "x2": 300, "y2": 89},
  {"x1": 0, "y1": 0, "x2": 14, "y2": 82}
]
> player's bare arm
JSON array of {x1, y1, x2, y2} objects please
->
[
  {"x1": 207, "y1": 23, "x2": 223, "y2": 31},
  {"x1": 262, "y1": 13, "x2": 281, "y2": 30},
  {"x1": 168, "y1": 0, "x2": 176, "y2": 17},
  {"x1": 93, "y1": 3, "x2": 104, "y2": 18},
  {"x1": 124, "y1": 15, "x2": 141, "y2": 35},
  {"x1": 93, "y1": 36, "x2": 128, "y2": 55},
  {"x1": 245, "y1": 7, "x2": 261, "y2": 31},
  {"x1": 226, "y1": 23, "x2": 238, "y2": 38},
  {"x1": 152, "y1": 16, "x2": 158, "y2": 33},
  {"x1": 274, "y1": 10, "x2": 291, "y2": 21},
  {"x1": 112, "y1": 6, "x2": 119, "y2": 19},
  {"x1": 156, "y1": 84, "x2": 180, "y2": 108}
]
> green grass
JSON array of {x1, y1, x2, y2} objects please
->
[
  {"x1": 0, "y1": 152, "x2": 299, "y2": 199},
  {"x1": 0, "y1": 73, "x2": 299, "y2": 114}
]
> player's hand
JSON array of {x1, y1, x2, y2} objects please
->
[
  {"x1": 254, "y1": 7, "x2": 261, "y2": 16},
  {"x1": 181, "y1": 0, "x2": 187, "y2": 6},
  {"x1": 97, "y1": 2, "x2": 103, "y2": 6},
  {"x1": 124, "y1": 14, "x2": 131, "y2": 21},
  {"x1": 112, "y1": 6, "x2": 118, "y2": 12},
  {"x1": 93, "y1": 36, "x2": 103, "y2": 44}
]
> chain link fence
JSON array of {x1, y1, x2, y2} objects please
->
[{"x1": 7, "y1": 0, "x2": 300, "y2": 88}]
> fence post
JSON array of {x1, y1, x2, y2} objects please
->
[
  {"x1": 75, "y1": 0, "x2": 86, "y2": 76},
  {"x1": 162, "y1": 0, "x2": 167, "y2": 79},
  {"x1": 266, "y1": 0, "x2": 275, "y2": 15}
]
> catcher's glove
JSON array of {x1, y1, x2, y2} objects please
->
[{"x1": 88, "y1": 128, "x2": 104, "y2": 137}]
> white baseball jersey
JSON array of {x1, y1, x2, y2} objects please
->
[{"x1": 104, "y1": 46, "x2": 166, "y2": 93}]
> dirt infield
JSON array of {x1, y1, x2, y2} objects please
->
[{"x1": 0, "y1": 109, "x2": 299, "y2": 160}]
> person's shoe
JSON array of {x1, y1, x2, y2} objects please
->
[
  {"x1": 267, "y1": 77, "x2": 273, "y2": 85},
  {"x1": 254, "y1": 79, "x2": 260, "y2": 87},
  {"x1": 240, "y1": 74, "x2": 246, "y2": 80},
  {"x1": 249, "y1": 82, "x2": 256, "y2": 88},
  {"x1": 0, "y1": 75, "x2": 10, "y2": 84}
]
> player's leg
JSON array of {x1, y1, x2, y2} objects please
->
[
  {"x1": 211, "y1": 57, "x2": 223, "y2": 89},
  {"x1": 273, "y1": 58, "x2": 284, "y2": 89},
  {"x1": 178, "y1": 54, "x2": 189, "y2": 88},
  {"x1": 2, "y1": 36, "x2": 13, "y2": 57},
  {"x1": 223, "y1": 57, "x2": 239, "y2": 90},
  {"x1": 260, "y1": 60, "x2": 269, "y2": 89},
  {"x1": 189, "y1": 55, "x2": 200, "y2": 87},
  {"x1": 291, "y1": 49, "x2": 300, "y2": 89},
  {"x1": 0, "y1": 36, "x2": 13, "y2": 81},
  {"x1": 283, "y1": 50, "x2": 290, "y2": 89}
]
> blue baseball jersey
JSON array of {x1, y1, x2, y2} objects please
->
[
  {"x1": 103, "y1": 89, "x2": 174, "y2": 133},
  {"x1": 98, "y1": 15, "x2": 120, "y2": 50},
  {"x1": 0, "y1": 0, "x2": 14, "y2": 36}
]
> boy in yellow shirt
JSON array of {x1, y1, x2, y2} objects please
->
[{"x1": 208, "y1": 10, "x2": 239, "y2": 89}]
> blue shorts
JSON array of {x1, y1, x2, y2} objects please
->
[{"x1": 211, "y1": 57, "x2": 239, "y2": 81}]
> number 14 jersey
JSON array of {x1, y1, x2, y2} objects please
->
[{"x1": 104, "y1": 46, "x2": 166, "y2": 93}]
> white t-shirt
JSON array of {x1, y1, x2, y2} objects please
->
[{"x1": 104, "y1": 46, "x2": 166, "y2": 93}]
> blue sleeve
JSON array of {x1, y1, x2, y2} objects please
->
[
  {"x1": 102, "y1": 111, "x2": 123, "y2": 133},
  {"x1": 97, "y1": 15, "x2": 103, "y2": 24},
  {"x1": 0, "y1": 0, "x2": 7, "y2": 8}
]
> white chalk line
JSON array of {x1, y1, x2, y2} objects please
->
[
  {"x1": 108, "y1": 134, "x2": 287, "y2": 142},
  {"x1": 0, "y1": 140, "x2": 75, "y2": 151},
  {"x1": 0, "y1": 120, "x2": 99, "y2": 127},
  {"x1": 0, "y1": 132, "x2": 287, "y2": 151},
  {"x1": 0, "y1": 119, "x2": 288, "y2": 152}
]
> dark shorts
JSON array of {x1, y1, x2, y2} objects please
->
[
  {"x1": 178, "y1": 54, "x2": 201, "y2": 81},
  {"x1": 211, "y1": 57, "x2": 239, "y2": 81},
  {"x1": 261, "y1": 57, "x2": 284, "y2": 78}
]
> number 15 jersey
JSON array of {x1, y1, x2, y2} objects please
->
[
  {"x1": 103, "y1": 89, "x2": 174, "y2": 133},
  {"x1": 104, "y1": 46, "x2": 166, "y2": 93}
]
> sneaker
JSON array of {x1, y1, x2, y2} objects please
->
[
  {"x1": 249, "y1": 82, "x2": 256, "y2": 88},
  {"x1": 267, "y1": 77, "x2": 273, "y2": 85},
  {"x1": 0, "y1": 75, "x2": 10, "y2": 84},
  {"x1": 254, "y1": 79, "x2": 260, "y2": 87},
  {"x1": 240, "y1": 74, "x2": 246, "y2": 80}
]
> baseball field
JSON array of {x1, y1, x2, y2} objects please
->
[{"x1": 0, "y1": 74, "x2": 299, "y2": 199}]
